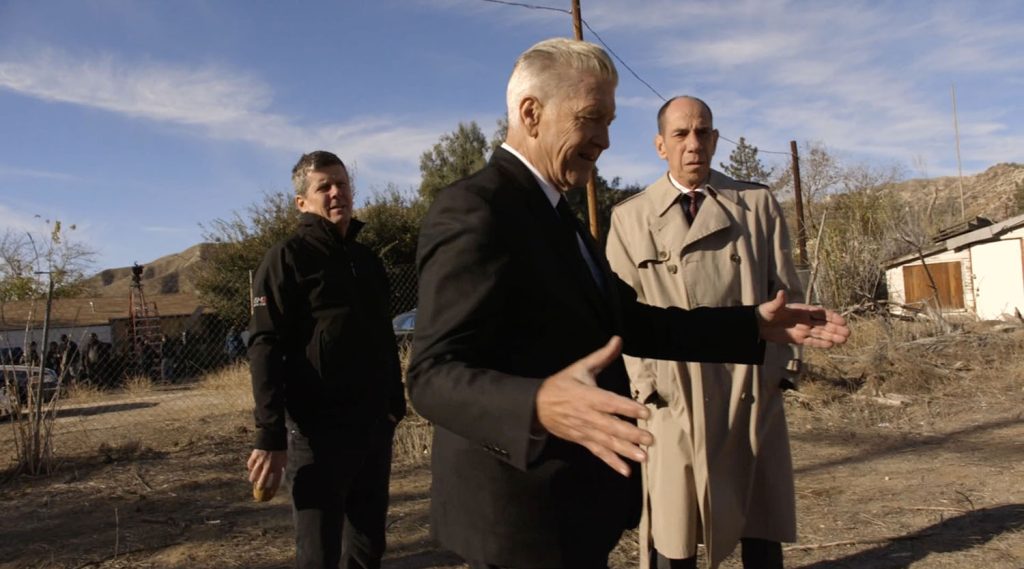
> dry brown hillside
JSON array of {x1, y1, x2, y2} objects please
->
[
  {"x1": 81, "y1": 242, "x2": 218, "y2": 298},
  {"x1": 886, "y1": 162, "x2": 1024, "y2": 224}
]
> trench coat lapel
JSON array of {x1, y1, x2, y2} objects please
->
[
  {"x1": 646, "y1": 176, "x2": 689, "y2": 259},
  {"x1": 682, "y1": 174, "x2": 743, "y2": 251}
]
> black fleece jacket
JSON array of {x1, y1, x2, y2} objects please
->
[{"x1": 248, "y1": 212, "x2": 406, "y2": 450}]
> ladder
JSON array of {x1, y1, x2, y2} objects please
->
[{"x1": 128, "y1": 264, "x2": 164, "y2": 379}]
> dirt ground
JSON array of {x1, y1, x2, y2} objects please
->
[{"x1": 1, "y1": 320, "x2": 1022, "y2": 569}]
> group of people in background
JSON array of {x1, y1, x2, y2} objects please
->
[
  {"x1": 10, "y1": 330, "x2": 225, "y2": 387},
  {"x1": 19, "y1": 334, "x2": 90, "y2": 381},
  {"x1": 246, "y1": 38, "x2": 849, "y2": 569}
]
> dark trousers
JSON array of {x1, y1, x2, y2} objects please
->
[
  {"x1": 652, "y1": 538, "x2": 783, "y2": 569},
  {"x1": 465, "y1": 523, "x2": 619, "y2": 569},
  {"x1": 287, "y1": 419, "x2": 395, "y2": 569}
]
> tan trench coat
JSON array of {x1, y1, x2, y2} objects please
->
[{"x1": 606, "y1": 171, "x2": 803, "y2": 568}]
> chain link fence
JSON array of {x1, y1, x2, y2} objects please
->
[{"x1": 0, "y1": 263, "x2": 421, "y2": 471}]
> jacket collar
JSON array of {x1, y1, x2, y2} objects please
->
[
  {"x1": 649, "y1": 169, "x2": 742, "y2": 218},
  {"x1": 297, "y1": 211, "x2": 364, "y2": 243},
  {"x1": 490, "y1": 146, "x2": 552, "y2": 198}
]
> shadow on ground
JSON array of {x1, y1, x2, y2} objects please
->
[{"x1": 797, "y1": 504, "x2": 1024, "y2": 569}]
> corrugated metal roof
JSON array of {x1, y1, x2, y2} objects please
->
[{"x1": 884, "y1": 212, "x2": 1024, "y2": 268}]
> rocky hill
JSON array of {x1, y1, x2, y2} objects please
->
[
  {"x1": 885, "y1": 162, "x2": 1024, "y2": 226},
  {"x1": 82, "y1": 242, "x2": 217, "y2": 298}
]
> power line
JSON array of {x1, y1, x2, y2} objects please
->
[
  {"x1": 719, "y1": 134, "x2": 794, "y2": 156},
  {"x1": 478, "y1": 0, "x2": 792, "y2": 156},
  {"x1": 479, "y1": 0, "x2": 664, "y2": 101},
  {"x1": 479, "y1": 0, "x2": 568, "y2": 15},
  {"x1": 578, "y1": 20, "x2": 665, "y2": 102}
]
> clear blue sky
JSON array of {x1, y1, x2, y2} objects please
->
[{"x1": 2, "y1": 0, "x2": 1021, "y2": 271}]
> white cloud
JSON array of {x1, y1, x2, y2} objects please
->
[
  {"x1": 0, "y1": 165, "x2": 79, "y2": 182},
  {"x1": 597, "y1": 152, "x2": 663, "y2": 189},
  {"x1": 0, "y1": 50, "x2": 269, "y2": 125},
  {"x1": 0, "y1": 49, "x2": 452, "y2": 187},
  {"x1": 600, "y1": 0, "x2": 1021, "y2": 176},
  {"x1": 616, "y1": 95, "x2": 663, "y2": 111}
]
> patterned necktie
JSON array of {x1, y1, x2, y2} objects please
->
[{"x1": 684, "y1": 190, "x2": 704, "y2": 224}]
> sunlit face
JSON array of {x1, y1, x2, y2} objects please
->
[
  {"x1": 656, "y1": 98, "x2": 718, "y2": 189},
  {"x1": 532, "y1": 74, "x2": 616, "y2": 191},
  {"x1": 295, "y1": 164, "x2": 353, "y2": 234}
]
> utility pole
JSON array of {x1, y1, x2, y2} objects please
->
[
  {"x1": 790, "y1": 140, "x2": 808, "y2": 267},
  {"x1": 571, "y1": 0, "x2": 583, "y2": 40},
  {"x1": 951, "y1": 83, "x2": 966, "y2": 220},
  {"x1": 571, "y1": 0, "x2": 601, "y2": 240},
  {"x1": 31, "y1": 271, "x2": 55, "y2": 473}
]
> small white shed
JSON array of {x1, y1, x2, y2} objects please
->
[{"x1": 885, "y1": 214, "x2": 1024, "y2": 320}]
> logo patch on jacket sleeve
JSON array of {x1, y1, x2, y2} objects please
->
[{"x1": 252, "y1": 295, "x2": 268, "y2": 308}]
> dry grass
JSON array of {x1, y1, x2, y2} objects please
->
[
  {"x1": 62, "y1": 378, "x2": 106, "y2": 403},
  {"x1": 799, "y1": 315, "x2": 1024, "y2": 430},
  {"x1": 393, "y1": 414, "x2": 432, "y2": 464},
  {"x1": 198, "y1": 360, "x2": 250, "y2": 392},
  {"x1": 121, "y1": 373, "x2": 154, "y2": 397},
  {"x1": 192, "y1": 355, "x2": 432, "y2": 464}
]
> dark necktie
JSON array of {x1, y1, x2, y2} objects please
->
[
  {"x1": 555, "y1": 196, "x2": 581, "y2": 239},
  {"x1": 555, "y1": 197, "x2": 604, "y2": 291},
  {"x1": 683, "y1": 190, "x2": 704, "y2": 224}
]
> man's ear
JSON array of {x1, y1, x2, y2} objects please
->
[
  {"x1": 655, "y1": 133, "x2": 668, "y2": 160},
  {"x1": 294, "y1": 193, "x2": 306, "y2": 213},
  {"x1": 710, "y1": 128, "x2": 719, "y2": 157},
  {"x1": 520, "y1": 96, "x2": 542, "y2": 137}
]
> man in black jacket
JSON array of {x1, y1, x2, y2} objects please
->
[{"x1": 246, "y1": 150, "x2": 406, "y2": 569}]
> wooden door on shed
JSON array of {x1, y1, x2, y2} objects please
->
[{"x1": 902, "y1": 261, "x2": 965, "y2": 309}]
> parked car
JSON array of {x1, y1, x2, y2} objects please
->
[
  {"x1": 392, "y1": 308, "x2": 417, "y2": 345},
  {"x1": 0, "y1": 365, "x2": 61, "y2": 416}
]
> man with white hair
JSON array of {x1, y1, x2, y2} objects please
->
[{"x1": 408, "y1": 38, "x2": 848, "y2": 569}]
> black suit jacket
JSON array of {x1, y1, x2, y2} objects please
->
[{"x1": 408, "y1": 147, "x2": 763, "y2": 567}]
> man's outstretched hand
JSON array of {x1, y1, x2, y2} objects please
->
[
  {"x1": 535, "y1": 336, "x2": 653, "y2": 478},
  {"x1": 757, "y1": 290, "x2": 851, "y2": 348}
]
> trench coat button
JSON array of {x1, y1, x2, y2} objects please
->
[
  {"x1": 740, "y1": 392, "x2": 746, "y2": 400},
  {"x1": 667, "y1": 264, "x2": 678, "y2": 274},
  {"x1": 658, "y1": 250, "x2": 669, "y2": 260},
  {"x1": 730, "y1": 253, "x2": 741, "y2": 263}
]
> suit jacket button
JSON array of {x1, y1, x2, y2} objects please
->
[{"x1": 667, "y1": 264, "x2": 678, "y2": 274}]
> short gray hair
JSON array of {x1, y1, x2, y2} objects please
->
[
  {"x1": 291, "y1": 150, "x2": 346, "y2": 196},
  {"x1": 506, "y1": 38, "x2": 618, "y2": 128}
]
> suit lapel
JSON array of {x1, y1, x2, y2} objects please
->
[{"x1": 491, "y1": 149, "x2": 611, "y2": 324}]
